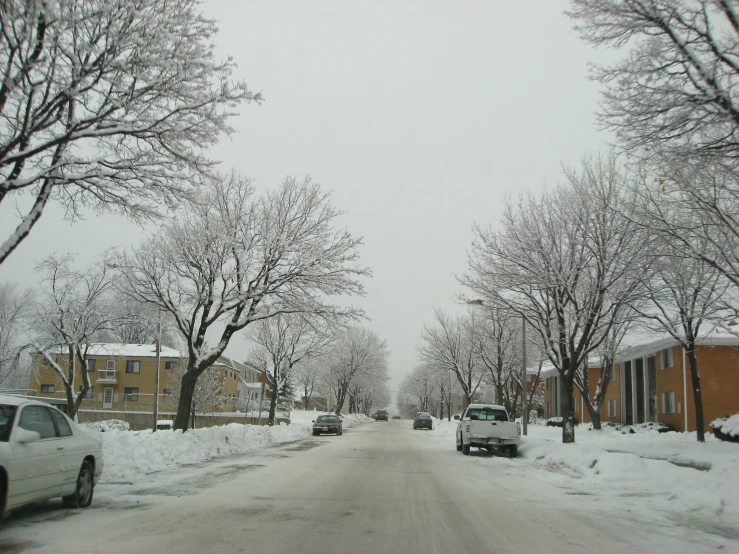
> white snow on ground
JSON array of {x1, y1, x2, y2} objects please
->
[
  {"x1": 427, "y1": 418, "x2": 739, "y2": 542},
  {"x1": 89, "y1": 410, "x2": 372, "y2": 483}
]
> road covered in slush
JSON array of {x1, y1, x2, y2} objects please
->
[{"x1": 1, "y1": 419, "x2": 735, "y2": 554}]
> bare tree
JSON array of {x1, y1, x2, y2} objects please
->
[
  {"x1": 330, "y1": 326, "x2": 389, "y2": 416},
  {"x1": 0, "y1": 0, "x2": 260, "y2": 265},
  {"x1": 569, "y1": 0, "x2": 739, "y2": 167},
  {"x1": 574, "y1": 315, "x2": 634, "y2": 430},
  {"x1": 636, "y1": 204, "x2": 730, "y2": 441},
  {"x1": 398, "y1": 365, "x2": 437, "y2": 414},
  {"x1": 247, "y1": 314, "x2": 333, "y2": 426},
  {"x1": 293, "y1": 357, "x2": 325, "y2": 410},
  {"x1": 471, "y1": 307, "x2": 522, "y2": 417},
  {"x1": 164, "y1": 363, "x2": 226, "y2": 429},
  {"x1": 32, "y1": 254, "x2": 114, "y2": 417},
  {"x1": 0, "y1": 282, "x2": 34, "y2": 387},
  {"x1": 630, "y1": 163, "x2": 739, "y2": 323},
  {"x1": 115, "y1": 173, "x2": 368, "y2": 430},
  {"x1": 462, "y1": 154, "x2": 646, "y2": 442},
  {"x1": 417, "y1": 309, "x2": 485, "y2": 408}
]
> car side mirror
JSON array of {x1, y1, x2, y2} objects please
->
[
  {"x1": 312, "y1": 420, "x2": 315, "y2": 423},
  {"x1": 15, "y1": 428, "x2": 41, "y2": 444}
]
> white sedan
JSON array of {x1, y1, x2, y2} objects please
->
[{"x1": 0, "y1": 394, "x2": 103, "y2": 517}]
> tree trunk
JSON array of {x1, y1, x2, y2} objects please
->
[
  {"x1": 586, "y1": 402, "x2": 602, "y2": 430},
  {"x1": 267, "y1": 383, "x2": 278, "y2": 426},
  {"x1": 561, "y1": 375, "x2": 576, "y2": 443},
  {"x1": 686, "y1": 349, "x2": 705, "y2": 442},
  {"x1": 173, "y1": 371, "x2": 198, "y2": 431}
]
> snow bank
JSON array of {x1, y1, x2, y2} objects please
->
[
  {"x1": 83, "y1": 419, "x2": 131, "y2": 432},
  {"x1": 99, "y1": 410, "x2": 371, "y2": 483},
  {"x1": 519, "y1": 425, "x2": 739, "y2": 531}
]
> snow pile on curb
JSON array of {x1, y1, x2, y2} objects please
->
[
  {"x1": 520, "y1": 427, "x2": 739, "y2": 531},
  {"x1": 99, "y1": 411, "x2": 372, "y2": 483},
  {"x1": 83, "y1": 419, "x2": 130, "y2": 433}
]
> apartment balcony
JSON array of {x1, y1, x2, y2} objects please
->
[{"x1": 96, "y1": 369, "x2": 118, "y2": 383}]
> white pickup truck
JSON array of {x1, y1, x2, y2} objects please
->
[{"x1": 455, "y1": 404, "x2": 521, "y2": 457}]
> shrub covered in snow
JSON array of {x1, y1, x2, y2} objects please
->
[
  {"x1": 83, "y1": 419, "x2": 131, "y2": 432},
  {"x1": 583, "y1": 421, "x2": 675, "y2": 434},
  {"x1": 710, "y1": 414, "x2": 739, "y2": 443}
]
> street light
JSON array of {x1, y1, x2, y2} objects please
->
[{"x1": 466, "y1": 299, "x2": 528, "y2": 436}]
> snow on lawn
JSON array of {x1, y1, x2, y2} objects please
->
[
  {"x1": 424, "y1": 418, "x2": 739, "y2": 537},
  {"x1": 90, "y1": 410, "x2": 371, "y2": 483}
]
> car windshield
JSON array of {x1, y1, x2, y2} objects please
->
[
  {"x1": 467, "y1": 408, "x2": 508, "y2": 422},
  {"x1": 316, "y1": 416, "x2": 338, "y2": 422},
  {"x1": 0, "y1": 405, "x2": 17, "y2": 442}
]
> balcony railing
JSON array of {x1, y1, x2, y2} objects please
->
[{"x1": 96, "y1": 369, "x2": 118, "y2": 383}]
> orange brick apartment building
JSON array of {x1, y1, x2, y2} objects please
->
[{"x1": 542, "y1": 330, "x2": 739, "y2": 433}]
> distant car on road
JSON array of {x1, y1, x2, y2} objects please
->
[
  {"x1": 373, "y1": 410, "x2": 389, "y2": 422},
  {"x1": 413, "y1": 413, "x2": 433, "y2": 430},
  {"x1": 392, "y1": 415, "x2": 401, "y2": 420},
  {"x1": 0, "y1": 394, "x2": 104, "y2": 518},
  {"x1": 312, "y1": 414, "x2": 343, "y2": 436}
]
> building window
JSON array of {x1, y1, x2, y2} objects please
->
[
  {"x1": 126, "y1": 360, "x2": 141, "y2": 374},
  {"x1": 661, "y1": 348, "x2": 673, "y2": 369},
  {"x1": 608, "y1": 399, "x2": 616, "y2": 417},
  {"x1": 86, "y1": 359, "x2": 96, "y2": 372},
  {"x1": 106, "y1": 359, "x2": 115, "y2": 370},
  {"x1": 40, "y1": 384, "x2": 55, "y2": 393},
  {"x1": 165, "y1": 361, "x2": 178, "y2": 370},
  {"x1": 545, "y1": 378, "x2": 550, "y2": 390},
  {"x1": 79, "y1": 386, "x2": 93, "y2": 400},
  {"x1": 124, "y1": 387, "x2": 139, "y2": 401},
  {"x1": 662, "y1": 392, "x2": 676, "y2": 414},
  {"x1": 545, "y1": 402, "x2": 550, "y2": 415}
]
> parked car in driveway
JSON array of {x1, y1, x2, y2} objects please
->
[
  {"x1": 312, "y1": 414, "x2": 343, "y2": 436},
  {"x1": 0, "y1": 394, "x2": 104, "y2": 518},
  {"x1": 413, "y1": 413, "x2": 433, "y2": 430}
]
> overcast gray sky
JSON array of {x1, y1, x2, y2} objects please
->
[{"x1": 0, "y1": 0, "x2": 613, "y2": 397}]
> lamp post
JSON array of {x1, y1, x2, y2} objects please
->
[{"x1": 152, "y1": 311, "x2": 162, "y2": 432}]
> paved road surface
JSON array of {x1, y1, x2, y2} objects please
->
[{"x1": 0, "y1": 420, "x2": 721, "y2": 553}]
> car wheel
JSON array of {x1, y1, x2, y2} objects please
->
[
  {"x1": 509, "y1": 446, "x2": 518, "y2": 458},
  {"x1": 462, "y1": 442, "x2": 471, "y2": 456},
  {"x1": 456, "y1": 435, "x2": 462, "y2": 451},
  {"x1": 63, "y1": 460, "x2": 94, "y2": 509}
]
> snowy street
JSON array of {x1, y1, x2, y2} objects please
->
[{"x1": 1, "y1": 417, "x2": 737, "y2": 554}]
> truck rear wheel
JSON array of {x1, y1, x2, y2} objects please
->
[
  {"x1": 509, "y1": 446, "x2": 518, "y2": 458},
  {"x1": 462, "y1": 443, "x2": 471, "y2": 455}
]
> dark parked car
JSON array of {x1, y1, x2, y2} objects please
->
[
  {"x1": 312, "y1": 415, "x2": 342, "y2": 436},
  {"x1": 374, "y1": 410, "x2": 389, "y2": 421},
  {"x1": 413, "y1": 413, "x2": 433, "y2": 430}
]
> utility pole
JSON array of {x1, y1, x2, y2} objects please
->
[
  {"x1": 522, "y1": 315, "x2": 528, "y2": 436},
  {"x1": 152, "y1": 312, "x2": 162, "y2": 432}
]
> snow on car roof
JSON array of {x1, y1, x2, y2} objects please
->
[
  {"x1": 0, "y1": 393, "x2": 55, "y2": 407},
  {"x1": 466, "y1": 404, "x2": 507, "y2": 410}
]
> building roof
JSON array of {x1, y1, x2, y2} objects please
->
[
  {"x1": 49, "y1": 343, "x2": 184, "y2": 359},
  {"x1": 537, "y1": 326, "x2": 739, "y2": 378}
]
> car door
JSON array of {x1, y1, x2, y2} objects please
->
[
  {"x1": 48, "y1": 407, "x2": 80, "y2": 494},
  {"x1": 7, "y1": 405, "x2": 63, "y2": 507}
]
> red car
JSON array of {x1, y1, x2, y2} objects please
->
[
  {"x1": 312, "y1": 414, "x2": 343, "y2": 436},
  {"x1": 392, "y1": 415, "x2": 402, "y2": 419}
]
